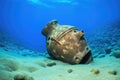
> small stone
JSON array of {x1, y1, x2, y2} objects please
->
[
  {"x1": 108, "y1": 70, "x2": 117, "y2": 75},
  {"x1": 47, "y1": 62, "x2": 56, "y2": 67},
  {"x1": 90, "y1": 69, "x2": 100, "y2": 74},
  {"x1": 14, "y1": 74, "x2": 34, "y2": 80},
  {"x1": 67, "y1": 69, "x2": 73, "y2": 73}
]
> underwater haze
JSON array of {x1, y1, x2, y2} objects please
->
[
  {"x1": 0, "y1": 0, "x2": 120, "y2": 52},
  {"x1": 0, "y1": 0, "x2": 120, "y2": 80}
]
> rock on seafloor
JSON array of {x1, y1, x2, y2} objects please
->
[
  {"x1": 14, "y1": 73, "x2": 34, "y2": 80},
  {"x1": 67, "y1": 69, "x2": 73, "y2": 73},
  {"x1": 46, "y1": 62, "x2": 56, "y2": 67},
  {"x1": 90, "y1": 69, "x2": 100, "y2": 74},
  {"x1": 108, "y1": 70, "x2": 117, "y2": 75}
]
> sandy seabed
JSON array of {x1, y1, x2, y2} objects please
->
[{"x1": 0, "y1": 51, "x2": 120, "y2": 80}]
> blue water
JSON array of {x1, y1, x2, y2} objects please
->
[{"x1": 0, "y1": 0, "x2": 120, "y2": 53}]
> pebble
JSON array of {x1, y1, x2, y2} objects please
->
[
  {"x1": 67, "y1": 69, "x2": 73, "y2": 73},
  {"x1": 14, "y1": 74, "x2": 34, "y2": 80},
  {"x1": 108, "y1": 70, "x2": 117, "y2": 75},
  {"x1": 47, "y1": 62, "x2": 56, "y2": 67},
  {"x1": 90, "y1": 69, "x2": 100, "y2": 74}
]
